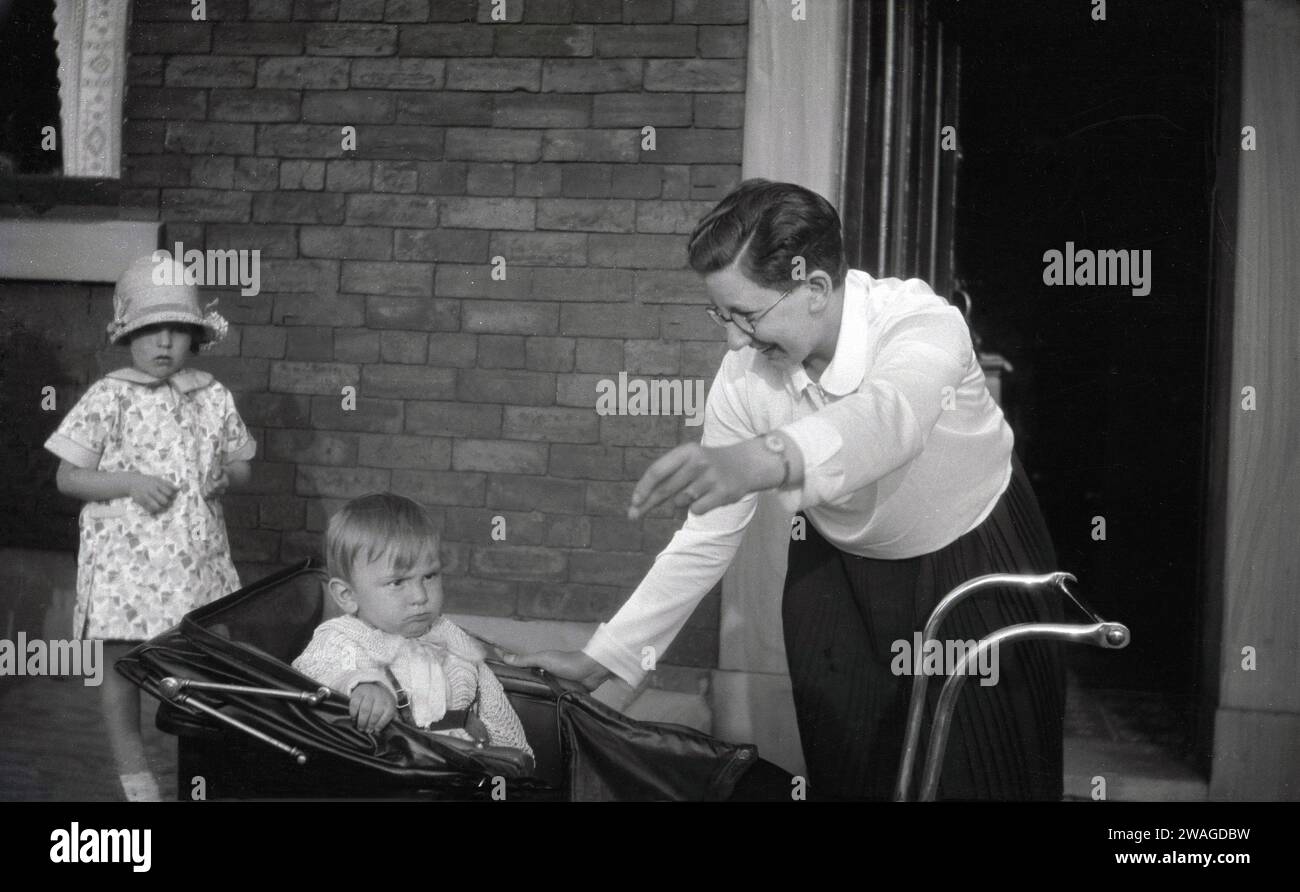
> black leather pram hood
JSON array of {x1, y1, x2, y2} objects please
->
[{"x1": 117, "y1": 560, "x2": 758, "y2": 801}]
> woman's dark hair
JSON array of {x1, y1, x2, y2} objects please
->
[{"x1": 687, "y1": 179, "x2": 847, "y2": 289}]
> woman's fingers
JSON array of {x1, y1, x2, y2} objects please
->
[
  {"x1": 628, "y1": 445, "x2": 704, "y2": 519},
  {"x1": 628, "y1": 443, "x2": 741, "y2": 519},
  {"x1": 507, "y1": 650, "x2": 607, "y2": 687},
  {"x1": 660, "y1": 461, "x2": 707, "y2": 510},
  {"x1": 505, "y1": 650, "x2": 565, "y2": 674},
  {"x1": 629, "y1": 446, "x2": 691, "y2": 511}
]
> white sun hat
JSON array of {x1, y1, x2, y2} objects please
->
[{"x1": 106, "y1": 252, "x2": 228, "y2": 349}]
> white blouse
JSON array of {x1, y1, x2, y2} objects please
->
[{"x1": 584, "y1": 270, "x2": 1014, "y2": 685}]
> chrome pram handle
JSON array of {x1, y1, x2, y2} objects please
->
[
  {"x1": 893, "y1": 572, "x2": 1130, "y2": 802},
  {"x1": 158, "y1": 676, "x2": 329, "y2": 765},
  {"x1": 160, "y1": 676, "x2": 332, "y2": 705}
]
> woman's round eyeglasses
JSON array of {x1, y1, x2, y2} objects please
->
[{"x1": 705, "y1": 285, "x2": 797, "y2": 336}]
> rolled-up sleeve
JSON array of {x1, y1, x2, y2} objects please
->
[
  {"x1": 44, "y1": 380, "x2": 116, "y2": 469},
  {"x1": 776, "y1": 307, "x2": 972, "y2": 513},
  {"x1": 218, "y1": 385, "x2": 257, "y2": 463}
]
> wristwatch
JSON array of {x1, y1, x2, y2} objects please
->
[{"x1": 763, "y1": 433, "x2": 792, "y2": 488}]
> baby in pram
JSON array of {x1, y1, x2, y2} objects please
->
[{"x1": 292, "y1": 493, "x2": 533, "y2": 762}]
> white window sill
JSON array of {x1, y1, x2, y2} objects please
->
[{"x1": 0, "y1": 219, "x2": 161, "y2": 283}]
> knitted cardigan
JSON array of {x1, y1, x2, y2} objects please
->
[{"x1": 293, "y1": 614, "x2": 532, "y2": 757}]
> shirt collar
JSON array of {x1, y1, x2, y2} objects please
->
[
  {"x1": 106, "y1": 366, "x2": 213, "y2": 393},
  {"x1": 784, "y1": 269, "x2": 871, "y2": 398}
]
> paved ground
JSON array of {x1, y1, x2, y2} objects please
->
[{"x1": 0, "y1": 674, "x2": 178, "y2": 802}]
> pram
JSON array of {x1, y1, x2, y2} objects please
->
[
  {"x1": 117, "y1": 561, "x2": 1128, "y2": 801},
  {"x1": 117, "y1": 559, "x2": 756, "y2": 801}
]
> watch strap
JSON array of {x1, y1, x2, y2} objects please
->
[{"x1": 764, "y1": 434, "x2": 792, "y2": 488}]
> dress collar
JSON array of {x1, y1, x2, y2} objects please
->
[
  {"x1": 784, "y1": 269, "x2": 871, "y2": 398},
  {"x1": 106, "y1": 366, "x2": 213, "y2": 393}
]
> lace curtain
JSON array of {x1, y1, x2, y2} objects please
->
[{"x1": 51, "y1": 0, "x2": 127, "y2": 177}]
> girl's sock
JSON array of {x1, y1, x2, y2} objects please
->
[{"x1": 119, "y1": 771, "x2": 161, "y2": 802}]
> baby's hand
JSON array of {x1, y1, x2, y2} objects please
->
[
  {"x1": 128, "y1": 473, "x2": 178, "y2": 514},
  {"x1": 350, "y1": 682, "x2": 397, "y2": 734}
]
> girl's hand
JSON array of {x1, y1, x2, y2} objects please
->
[
  {"x1": 127, "y1": 473, "x2": 178, "y2": 514},
  {"x1": 224, "y1": 459, "x2": 252, "y2": 488},
  {"x1": 505, "y1": 650, "x2": 612, "y2": 692},
  {"x1": 204, "y1": 461, "x2": 249, "y2": 500},
  {"x1": 627, "y1": 441, "x2": 756, "y2": 520},
  {"x1": 350, "y1": 683, "x2": 398, "y2": 733},
  {"x1": 204, "y1": 466, "x2": 230, "y2": 499}
]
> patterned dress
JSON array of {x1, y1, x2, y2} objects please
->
[
  {"x1": 293, "y1": 615, "x2": 533, "y2": 757},
  {"x1": 44, "y1": 367, "x2": 256, "y2": 641}
]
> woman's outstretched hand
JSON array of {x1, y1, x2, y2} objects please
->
[
  {"x1": 505, "y1": 650, "x2": 612, "y2": 692},
  {"x1": 627, "y1": 440, "x2": 771, "y2": 521}
]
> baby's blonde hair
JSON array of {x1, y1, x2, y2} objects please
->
[{"x1": 325, "y1": 493, "x2": 440, "y2": 585}]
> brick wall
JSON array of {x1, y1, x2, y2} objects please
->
[
  {"x1": 0, "y1": 285, "x2": 115, "y2": 550},
  {"x1": 4, "y1": 0, "x2": 748, "y2": 668}
]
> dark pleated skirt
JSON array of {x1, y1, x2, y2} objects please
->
[{"x1": 781, "y1": 452, "x2": 1066, "y2": 801}]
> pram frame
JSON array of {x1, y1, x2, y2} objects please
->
[{"x1": 894, "y1": 571, "x2": 1130, "y2": 801}]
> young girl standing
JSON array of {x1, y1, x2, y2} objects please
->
[{"x1": 44, "y1": 253, "x2": 256, "y2": 801}]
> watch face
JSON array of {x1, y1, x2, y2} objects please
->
[{"x1": 765, "y1": 434, "x2": 785, "y2": 453}]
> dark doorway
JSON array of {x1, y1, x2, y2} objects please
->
[
  {"x1": 0, "y1": 0, "x2": 61, "y2": 176},
  {"x1": 949, "y1": 0, "x2": 1221, "y2": 706}
]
